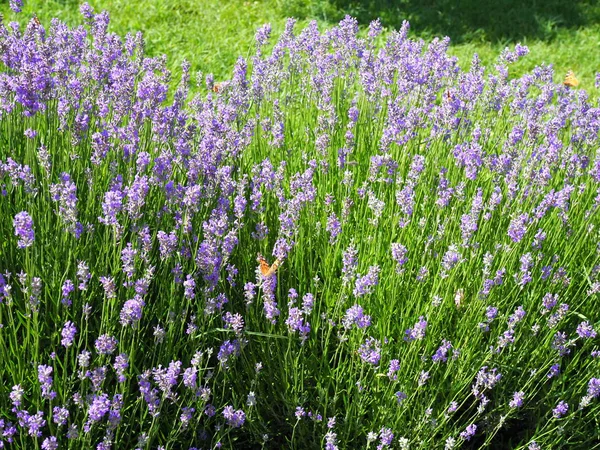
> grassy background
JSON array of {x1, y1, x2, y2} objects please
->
[{"x1": 1, "y1": 0, "x2": 600, "y2": 95}]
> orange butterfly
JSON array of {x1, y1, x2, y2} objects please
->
[
  {"x1": 257, "y1": 254, "x2": 282, "y2": 277},
  {"x1": 563, "y1": 70, "x2": 579, "y2": 88},
  {"x1": 212, "y1": 81, "x2": 230, "y2": 94}
]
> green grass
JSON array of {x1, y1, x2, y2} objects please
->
[{"x1": 2, "y1": 0, "x2": 599, "y2": 95}]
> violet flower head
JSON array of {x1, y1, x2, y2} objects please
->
[
  {"x1": 553, "y1": 400, "x2": 569, "y2": 418},
  {"x1": 342, "y1": 304, "x2": 371, "y2": 329},
  {"x1": 13, "y1": 212, "x2": 34, "y2": 248},
  {"x1": 9, "y1": 0, "x2": 23, "y2": 13},
  {"x1": 509, "y1": 391, "x2": 525, "y2": 408},
  {"x1": 113, "y1": 353, "x2": 129, "y2": 382},
  {"x1": 576, "y1": 321, "x2": 597, "y2": 339},
  {"x1": 358, "y1": 337, "x2": 381, "y2": 365},
  {"x1": 387, "y1": 359, "x2": 400, "y2": 381},
  {"x1": 95, "y1": 334, "x2": 118, "y2": 355},
  {"x1": 52, "y1": 406, "x2": 69, "y2": 426},
  {"x1": 223, "y1": 406, "x2": 245, "y2": 428},
  {"x1": 507, "y1": 214, "x2": 529, "y2": 243},
  {"x1": 41, "y1": 436, "x2": 58, "y2": 450},
  {"x1": 341, "y1": 244, "x2": 359, "y2": 285},
  {"x1": 61, "y1": 279, "x2": 75, "y2": 306},
  {"x1": 460, "y1": 424, "x2": 477, "y2": 441},
  {"x1": 587, "y1": 378, "x2": 600, "y2": 399},
  {"x1": 353, "y1": 265, "x2": 380, "y2": 298},
  {"x1": 61, "y1": 321, "x2": 77, "y2": 347},
  {"x1": 379, "y1": 427, "x2": 394, "y2": 447},
  {"x1": 38, "y1": 364, "x2": 57, "y2": 400},
  {"x1": 405, "y1": 316, "x2": 427, "y2": 341},
  {"x1": 432, "y1": 339, "x2": 453, "y2": 363},
  {"x1": 547, "y1": 363, "x2": 560, "y2": 378},
  {"x1": 391, "y1": 243, "x2": 408, "y2": 273}
]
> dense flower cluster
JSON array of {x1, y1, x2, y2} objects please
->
[{"x1": 0, "y1": 3, "x2": 599, "y2": 449}]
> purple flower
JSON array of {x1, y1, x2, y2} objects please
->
[
  {"x1": 18, "y1": 410, "x2": 46, "y2": 437},
  {"x1": 547, "y1": 364, "x2": 560, "y2": 378},
  {"x1": 576, "y1": 321, "x2": 597, "y2": 339},
  {"x1": 95, "y1": 334, "x2": 118, "y2": 355},
  {"x1": 432, "y1": 339, "x2": 452, "y2": 363},
  {"x1": 460, "y1": 424, "x2": 477, "y2": 441},
  {"x1": 510, "y1": 391, "x2": 525, "y2": 408},
  {"x1": 157, "y1": 231, "x2": 178, "y2": 260},
  {"x1": 61, "y1": 280, "x2": 75, "y2": 306},
  {"x1": 10, "y1": 384, "x2": 24, "y2": 407},
  {"x1": 587, "y1": 378, "x2": 600, "y2": 399},
  {"x1": 52, "y1": 406, "x2": 69, "y2": 426},
  {"x1": 342, "y1": 304, "x2": 371, "y2": 329},
  {"x1": 217, "y1": 339, "x2": 241, "y2": 368},
  {"x1": 41, "y1": 436, "x2": 58, "y2": 450},
  {"x1": 553, "y1": 400, "x2": 568, "y2": 418},
  {"x1": 341, "y1": 244, "x2": 359, "y2": 285},
  {"x1": 379, "y1": 427, "x2": 394, "y2": 447},
  {"x1": 120, "y1": 295, "x2": 145, "y2": 327},
  {"x1": 99, "y1": 186, "x2": 124, "y2": 226},
  {"x1": 507, "y1": 306, "x2": 526, "y2": 328},
  {"x1": 38, "y1": 365, "x2": 56, "y2": 400},
  {"x1": 285, "y1": 307, "x2": 310, "y2": 341},
  {"x1": 9, "y1": 0, "x2": 23, "y2": 13},
  {"x1": 353, "y1": 266, "x2": 380, "y2": 298},
  {"x1": 486, "y1": 306, "x2": 498, "y2": 321},
  {"x1": 255, "y1": 23, "x2": 271, "y2": 47},
  {"x1": 152, "y1": 361, "x2": 182, "y2": 399},
  {"x1": 77, "y1": 261, "x2": 91, "y2": 291},
  {"x1": 507, "y1": 214, "x2": 529, "y2": 243},
  {"x1": 395, "y1": 391, "x2": 407, "y2": 404},
  {"x1": 180, "y1": 406, "x2": 195, "y2": 429},
  {"x1": 391, "y1": 243, "x2": 408, "y2": 273},
  {"x1": 13, "y1": 212, "x2": 34, "y2": 248},
  {"x1": 113, "y1": 353, "x2": 129, "y2": 382},
  {"x1": 223, "y1": 405, "x2": 245, "y2": 428},
  {"x1": 61, "y1": 321, "x2": 77, "y2": 347},
  {"x1": 387, "y1": 359, "x2": 400, "y2": 381},
  {"x1": 99, "y1": 276, "x2": 116, "y2": 299},
  {"x1": 472, "y1": 366, "x2": 501, "y2": 399},
  {"x1": 85, "y1": 393, "x2": 111, "y2": 429},
  {"x1": 358, "y1": 337, "x2": 382, "y2": 365},
  {"x1": 441, "y1": 245, "x2": 462, "y2": 276},
  {"x1": 541, "y1": 293, "x2": 558, "y2": 311},
  {"x1": 405, "y1": 316, "x2": 427, "y2": 341},
  {"x1": 223, "y1": 312, "x2": 245, "y2": 335},
  {"x1": 302, "y1": 293, "x2": 314, "y2": 314},
  {"x1": 326, "y1": 213, "x2": 342, "y2": 243}
]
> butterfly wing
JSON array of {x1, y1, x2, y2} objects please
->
[
  {"x1": 257, "y1": 254, "x2": 282, "y2": 277},
  {"x1": 257, "y1": 254, "x2": 271, "y2": 276},
  {"x1": 563, "y1": 70, "x2": 579, "y2": 87},
  {"x1": 265, "y1": 258, "x2": 282, "y2": 277}
]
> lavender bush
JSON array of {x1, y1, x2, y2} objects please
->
[{"x1": 0, "y1": 4, "x2": 599, "y2": 449}]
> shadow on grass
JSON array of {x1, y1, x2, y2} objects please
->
[{"x1": 282, "y1": 0, "x2": 600, "y2": 43}]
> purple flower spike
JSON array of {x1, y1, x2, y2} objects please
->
[{"x1": 13, "y1": 212, "x2": 34, "y2": 248}]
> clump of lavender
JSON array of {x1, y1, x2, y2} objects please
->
[{"x1": 0, "y1": 6, "x2": 598, "y2": 449}]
